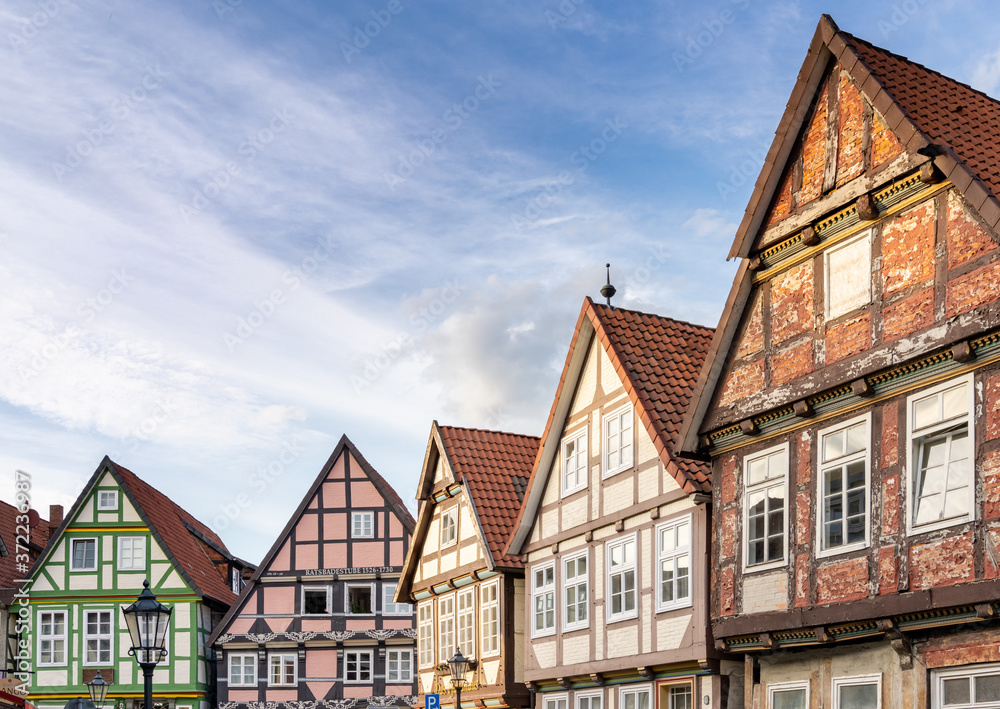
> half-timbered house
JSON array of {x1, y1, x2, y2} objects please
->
[
  {"x1": 209, "y1": 435, "x2": 416, "y2": 709},
  {"x1": 505, "y1": 298, "x2": 740, "y2": 709},
  {"x1": 26, "y1": 457, "x2": 250, "y2": 709},
  {"x1": 395, "y1": 423, "x2": 538, "y2": 709},
  {"x1": 677, "y1": 15, "x2": 1000, "y2": 709}
]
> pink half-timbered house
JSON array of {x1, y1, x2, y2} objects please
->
[{"x1": 210, "y1": 435, "x2": 416, "y2": 708}]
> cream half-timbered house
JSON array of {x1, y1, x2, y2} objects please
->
[
  {"x1": 395, "y1": 423, "x2": 538, "y2": 709},
  {"x1": 209, "y1": 436, "x2": 416, "y2": 709},
  {"x1": 678, "y1": 15, "x2": 1000, "y2": 709},
  {"x1": 506, "y1": 298, "x2": 740, "y2": 709}
]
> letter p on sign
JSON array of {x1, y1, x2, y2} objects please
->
[{"x1": 426, "y1": 695, "x2": 440, "y2": 709}]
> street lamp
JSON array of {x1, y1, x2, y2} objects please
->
[
  {"x1": 86, "y1": 670, "x2": 111, "y2": 708},
  {"x1": 447, "y1": 647, "x2": 471, "y2": 709},
  {"x1": 122, "y1": 580, "x2": 172, "y2": 709}
]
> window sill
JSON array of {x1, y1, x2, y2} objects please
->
[
  {"x1": 606, "y1": 612, "x2": 638, "y2": 624},
  {"x1": 742, "y1": 560, "x2": 786, "y2": 574},
  {"x1": 816, "y1": 541, "x2": 868, "y2": 559},
  {"x1": 655, "y1": 599, "x2": 693, "y2": 614},
  {"x1": 531, "y1": 628, "x2": 556, "y2": 639},
  {"x1": 908, "y1": 515, "x2": 973, "y2": 537},
  {"x1": 562, "y1": 622, "x2": 590, "y2": 634},
  {"x1": 561, "y1": 483, "x2": 588, "y2": 499},
  {"x1": 602, "y1": 465, "x2": 633, "y2": 480}
]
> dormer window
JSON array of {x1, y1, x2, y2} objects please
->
[{"x1": 231, "y1": 567, "x2": 243, "y2": 594}]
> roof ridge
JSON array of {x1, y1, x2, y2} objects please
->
[
  {"x1": 590, "y1": 300, "x2": 715, "y2": 333},
  {"x1": 841, "y1": 29, "x2": 1000, "y2": 107},
  {"x1": 438, "y1": 424, "x2": 540, "y2": 441}
]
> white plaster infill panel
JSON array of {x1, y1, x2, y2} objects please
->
[
  {"x1": 742, "y1": 570, "x2": 788, "y2": 614},
  {"x1": 606, "y1": 625, "x2": 639, "y2": 659},
  {"x1": 534, "y1": 639, "x2": 557, "y2": 669},
  {"x1": 655, "y1": 612, "x2": 692, "y2": 652}
]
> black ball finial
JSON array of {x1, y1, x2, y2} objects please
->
[{"x1": 600, "y1": 263, "x2": 616, "y2": 307}]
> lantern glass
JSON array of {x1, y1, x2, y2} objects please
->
[
  {"x1": 87, "y1": 670, "x2": 110, "y2": 706},
  {"x1": 447, "y1": 648, "x2": 470, "y2": 688},
  {"x1": 122, "y1": 580, "x2": 173, "y2": 665}
]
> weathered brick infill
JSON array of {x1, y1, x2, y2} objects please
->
[
  {"x1": 816, "y1": 557, "x2": 869, "y2": 604},
  {"x1": 825, "y1": 312, "x2": 871, "y2": 364},
  {"x1": 909, "y1": 532, "x2": 975, "y2": 590},
  {"x1": 882, "y1": 201, "x2": 936, "y2": 297},
  {"x1": 881, "y1": 287, "x2": 934, "y2": 342}
]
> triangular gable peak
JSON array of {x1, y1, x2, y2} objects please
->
[
  {"x1": 28, "y1": 457, "x2": 237, "y2": 603},
  {"x1": 678, "y1": 15, "x2": 1000, "y2": 454},
  {"x1": 396, "y1": 423, "x2": 538, "y2": 599},
  {"x1": 209, "y1": 435, "x2": 415, "y2": 643},
  {"x1": 732, "y1": 14, "x2": 1000, "y2": 261},
  {"x1": 507, "y1": 298, "x2": 713, "y2": 555}
]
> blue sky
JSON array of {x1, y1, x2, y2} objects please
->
[{"x1": 3, "y1": 0, "x2": 998, "y2": 562}]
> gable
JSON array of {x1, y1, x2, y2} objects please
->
[{"x1": 755, "y1": 61, "x2": 906, "y2": 254}]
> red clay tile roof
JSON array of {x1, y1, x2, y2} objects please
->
[
  {"x1": 0, "y1": 500, "x2": 49, "y2": 590},
  {"x1": 110, "y1": 460, "x2": 239, "y2": 605},
  {"x1": 590, "y1": 302, "x2": 715, "y2": 492},
  {"x1": 438, "y1": 426, "x2": 539, "y2": 568},
  {"x1": 843, "y1": 31, "x2": 1000, "y2": 205}
]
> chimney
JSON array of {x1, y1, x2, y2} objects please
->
[{"x1": 48, "y1": 505, "x2": 63, "y2": 537}]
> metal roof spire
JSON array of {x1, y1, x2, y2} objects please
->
[{"x1": 600, "y1": 263, "x2": 616, "y2": 308}]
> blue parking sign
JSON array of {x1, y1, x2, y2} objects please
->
[{"x1": 426, "y1": 695, "x2": 441, "y2": 709}]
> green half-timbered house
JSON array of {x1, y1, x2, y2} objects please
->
[{"x1": 27, "y1": 456, "x2": 251, "y2": 709}]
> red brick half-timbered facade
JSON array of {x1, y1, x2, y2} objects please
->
[
  {"x1": 209, "y1": 435, "x2": 416, "y2": 709},
  {"x1": 678, "y1": 15, "x2": 1000, "y2": 709}
]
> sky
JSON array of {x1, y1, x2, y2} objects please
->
[{"x1": 2, "y1": 0, "x2": 999, "y2": 563}]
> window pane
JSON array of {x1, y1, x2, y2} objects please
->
[
  {"x1": 839, "y1": 683, "x2": 878, "y2": 709},
  {"x1": 771, "y1": 689, "x2": 806, "y2": 709},
  {"x1": 943, "y1": 677, "x2": 970, "y2": 705},
  {"x1": 748, "y1": 458, "x2": 767, "y2": 485},
  {"x1": 914, "y1": 395, "x2": 939, "y2": 430},
  {"x1": 942, "y1": 385, "x2": 967, "y2": 420},
  {"x1": 847, "y1": 423, "x2": 867, "y2": 455},
  {"x1": 824, "y1": 431, "x2": 845, "y2": 462},
  {"x1": 976, "y1": 674, "x2": 1000, "y2": 702}
]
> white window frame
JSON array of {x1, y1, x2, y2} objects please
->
[
  {"x1": 418, "y1": 601, "x2": 434, "y2": 668},
  {"x1": 38, "y1": 610, "x2": 67, "y2": 666},
  {"x1": 606, "y1": 533, "x2": 638, "y2": 623},
  {"x1": 603, "y1": 404, "x2": 635, "y2": 478},
  {"x1": 343, "y1": 649, "x2": 373, "y2": 683},
  {"x1": 70, "y1": 537, "x2": 98, "y2": 571},
  {"x1": 97, "y1": 489, "x2": 119, "y2": 511},
  {"x1": 457, "y1": 587, "x2": 476, "y2": 657},
  {"x1": 268, "y1": 653, "x2": 297, "y2": 686},
  {"x1": 480, "y1": 580, "x2": 500, "y2": 657},
  {"x1": 531, "y1": 561, "x2": 556, "y2": 638},
  {"x1": 907, "y1": 374, "x2": 976, "y2": 535},
  {"x1": 561, "y1": 427, "x2": 589, "y2": 496},
  {"x1": 440, "y1": 506, "x2": 458, "y2": 547},
  {"x1": 743, "y1": 443, "x2": 789, "y2": 573},
  {"x1": 83, "y1": 609, "x2": 113, "y2": 665},
  {"x1": 817, "y1": 413, "x2": 872, "y2": 558},
  {"x1": 228, "y1": 653, "x2": 257, "y2": 687},
  {"x1": 562, "y1": 549, "x2": 589, "y2": 632},
  {"x1": 302, "y1": 585, "x2": 332, "y2": 615},
  {"x1": 662, "y1": 681, "x2": 695, "y2": 709},
  {"x1": 383, "y1": 582, "x2": 412, "y2": 615},
  {"x1": 575, "y1": 690, "x2": 602, "y2": 709},
  {"x1": 543, "y1": 693, "x2": 569, "y2": 709},
  {"x1": 656, "y1": 514, "x2": 693, "y2": 612},
  {"x1": 438, "y1": 593, "x2": 456, "y2": 663},
  {"x1": 931, "y1": 662, "x2": 1000, "y2": 708},
  {"x1": 386, "y1": 648, "x2": 413, "y2": 683},
  {"x1": 118, "y1": 536, "x2": 146, "y2": 571},
  {"x1": 345, "y1": 582, "x2": 375, "y2": 615},
  {"x1": 825, "y1": 230, "x2": 872, "y2": 319},
  {"x1": 231, "y1": 566, "x2": 243, "y2": 594},
  {"x1": 619, "y1": 684, "x2": 652, "y2": 709},
  {"x1": 351, "y1": 511, "x2": 374, "y2": 538},
  {"x1": 833, "y1": 674, "x2": 881, "y2": 709},
  {"x1": 767, "y1": 680, "x2": 810, "y2": 709}
]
